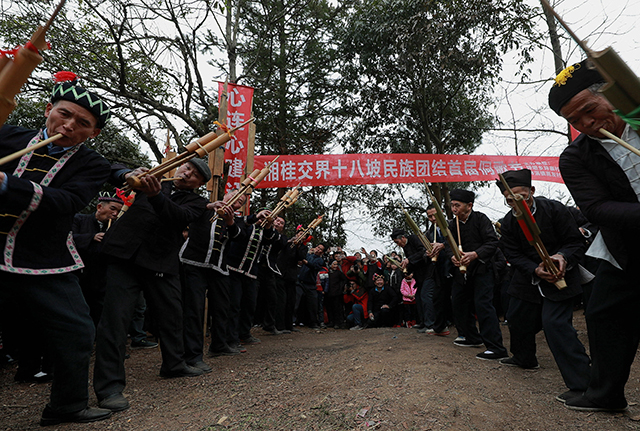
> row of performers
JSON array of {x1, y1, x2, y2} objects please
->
[{"x1": 0, "y1": 57, "x2": 637, "y2": 426}]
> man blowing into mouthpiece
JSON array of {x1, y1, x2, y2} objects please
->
[
  {"x1": 93, "y1": 158, "x2": 210, "y2": 413},
  {"x1": 554, "y1": 59, "x2": 640, "y2": 412},
  {"x1": 0, "y1": 75, "x2": 113, "y2": 426}
]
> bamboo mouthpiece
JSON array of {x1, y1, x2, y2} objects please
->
[{"x1": 0, "y1": 133, "x2": 63, "y2": 166}]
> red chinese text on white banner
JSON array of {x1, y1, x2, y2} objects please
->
[
  {"x1": 252, "y1": 154, "x2": 562, "y2": 188},
  {"x1": 218, "y1": 82, "x2": 254, "y2": 192}
]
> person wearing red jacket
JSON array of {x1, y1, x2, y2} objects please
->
[{"x1": 345, "y1": 280, "x2": 369, "y2": 330}]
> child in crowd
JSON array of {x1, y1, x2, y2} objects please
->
[{"x1": 400, "y1": 272, "x2": 417, "y2": 328}]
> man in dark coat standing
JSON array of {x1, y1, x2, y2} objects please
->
[
  {"x1": 225, "y1": 208, "x2": 276, "y2": 348},
  {"x1": 553, "y1": 59, "x2": 640, "y2": 412},
  {"x1": 275, "y1": 227, "x2": 309, "y2": 332},
  {"x1": 72, "y1": 193, "x2": 123, "y2": 326},
  {"x1": 297, "y1": 244, "x2": 326, "y2": 329},
  {"x1": 93, "y1": 158, "x2": 209, "y2": 412},
  {"x1": 256, "y1": 216, "x2": 288, "y2": 334},
  {"x1": 496, "y1": 168, "x2": 590, "y2": 403},
  {"x1": 391, "y1": 228, "x2": 447, "y2": 334},
  {"x1": 179, "y1": 192, "x2": 244, "y2": 360},
  {"x1": 0, "y1": 76, "x2": 113, "y2": 425},
  {"x1": 445, "y1": 189, "x2": 508, "y2": 361}
]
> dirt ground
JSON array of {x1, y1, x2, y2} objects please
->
[{"x1": 2, "y1": 311, "x2": 640, "y2": 431}]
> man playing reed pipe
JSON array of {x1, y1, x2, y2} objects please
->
[
  {"x1": 93, "y1": 158, "x2": 210, "y2": 413},
  {"x1": 179, "y1": 191, "x2": 245, "y2": 361},
  {"x1": 0, "y1": 75, "x2": 113, "y2": 425},
  {"x1": 554, "y1": 60, "x2": 640, "y2": 412},
  {"x1": 495, "y1": 168, "x2": 590, "y2": 404},
  {"x1": 72, "y1": 192, "x2": 124, "y2": 327},
  {"x1": 390, "y1": 227, "x2": 447, "y2": 335},
  {"x1": 444, "y1": 189, "x2": 508, "y2": 361}
]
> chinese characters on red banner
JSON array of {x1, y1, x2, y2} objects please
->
[
  {"x1": 252, "y1": 154, "x2": 562, "y2": 188},
  {"x1": 218, "y1": 82, "x2": 254, "y2": 192}
]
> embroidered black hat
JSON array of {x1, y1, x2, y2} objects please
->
[
  {"x1": 97, "y1": 191, "x2": 124, "y2": 205},
  {"x1": 496, "y1": 169, "x2": 532, "y2": 193},
  {"x1": 51, "y1": 71, "x2": 111, "y2": 128},
  {"x1": 449, "y1": 189, "x2": 475, "y2": 203},
  {"x1": 548, "y1": 60, "x2": 606, "y2": 116}
]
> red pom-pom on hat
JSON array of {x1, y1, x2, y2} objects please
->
[{"x1": 53, "y1": 71, "x2": 78, "y2": 83}]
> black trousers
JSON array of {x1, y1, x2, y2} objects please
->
[
  {"x1": 298, "y1": 282, "x2": 319, "y2": 327},
  {"x1": 227, "y1": 271, "x2": 258, "y2": 343},
  {"x1": 0, "y1": 272, "x2": 94, "y2": 414},
  {"x1": 584, "y1": 261, "x2": 640, "y2": 407},
  {"x1": 451, "y1": 270, "x2": 507, "y2": 354},
  {"x1": 325, "y1": 294, "x2": 344, "y2": 326},
  {"x1": 94, "y1": 259, "x2": 187, "y2": 400},
  {"x1": 181, "y1": 264, "x2": 231, "y2": 360},
  {"x1": 257, "y1": 269, "x2": 278, "y2": 331},
  {"x1": 276, "y1": 276, "x2": 296, "y2": 331},
  {"x1": 507, "y1": 295, "x2": 590, "y2": 390},
  {"x1": 368, "y1": 307, "x2": 393, "y2": 327}
]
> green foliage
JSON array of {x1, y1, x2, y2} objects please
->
[
  {"x1": 229, "y1": 0, "x2": 354, "y2": 246},
  {"x1": 0, "y1": 0, "x2": 223, "y2": 162},
  {"x1": 338, "y1": 0, "x2": 537, "y2": 234}
]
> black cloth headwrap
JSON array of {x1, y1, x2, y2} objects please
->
[
  {"x1": 496, "y1": 169, "x2": 532, "y2": 193},
  {"x1": 390, "y1": 228, "x2": 406, "y2": 240},
  {"x1": 548, "y1": 59, "x2": 606, "y2": 116},
  {"x1": 449, "y1": 189, "x2": 475, "y2": 204}
]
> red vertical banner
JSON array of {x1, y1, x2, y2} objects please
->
[{"x1": 218, "y1": 82, "x2": 254, "y2": 192}]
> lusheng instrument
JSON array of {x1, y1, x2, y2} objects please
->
[
  {"x1": 399, "y1": 205, "x2": 437, "y2": 262},
  {"x1": 0, "y1": 0, "x2": 66, "y2": 128},
  {"x1": 210, "y1": 156, "x2": 279, "y2": 223},
  {"x1": 455, "y1": 214, "x2": 464, "y2": 268},
  {"x1": 499, "y1": 174, "x2": 566, "y2": 290},
  {"x1": 123, "y1": 117, "x2": 255, "y2": 192},
  {"x1": 383, "y1": 254, "x2": 407, "y2": 275},
  {"x1": 259, "y1": 185, "x2": 301, "y2": 228},
  {"x1": 0, "y1": 133, "x2": 63, "y2": 166},
  {"x1": 541, "y1": 0, "x2": 640, "y2": 152},
  {"x1": 291, "y1": 214, "x2": 324, "y2": 247},
  {"x1": 424, "y1": 182, "x2": 466, "y2": 274}
]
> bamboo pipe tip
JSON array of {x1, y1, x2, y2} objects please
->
[
  {"x1": 459, "y1": 266, "x2": 467, "y2": 274},
  {"x1": 125, "y1": 175, "x2": 142, "y2": 189},
  {"x1": 555, "y1": 279, "x2": 567, "y2": 290}
]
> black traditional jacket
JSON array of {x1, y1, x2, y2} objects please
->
[
  {"x1": 444, "y1": 210, "x2": 499, "y2": 282},
  {"x1": 500, "y1": 196, "x2": 585, "y2": 303},
  {"x1": 72, "y1": 213, "x2": 109, "y2": 287},
  {"x1": 179, "y1": 210, "x2": 241, "y2": 275},
  {"x1": 101, "y1": 182, "x2": 207, "y2": 275},
  {"x1": 0, "y1": 125, "x2": 109, "y2": 274},
  {"x1": 259, "y1": 232, "x2": 288, "y2": 276},
  {"x1": 276, "y1": 240, "x2": 308, "y2": 281},
  {"x1": 402, "y1": 233, "x2": 434, "y2": 280},
  {"x1": 559, "y1": 130, "x2": 640, "y2": 270},
  {"x1": 227, "y1": 215, "x2": 277, "y2": 279}
]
